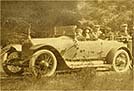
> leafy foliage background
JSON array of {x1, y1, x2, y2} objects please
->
[{"x1": 1, "y1": 0, "x2": 133, "y2": 46}]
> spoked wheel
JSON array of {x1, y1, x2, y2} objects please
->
[
  {"x1": 112, "y1": 50, "x2": 130, "y2": 72},
  {"x1": 2, "y1": 58, "x2": 24, "y2": 76},
  {"x1": 29, "y1": 50, "x2": 57, "y2": 78},
  {"x1": 2, "y1": 51, "x2": 19, "y2": 62}
]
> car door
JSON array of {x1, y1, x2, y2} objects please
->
[{"x1": 75, "y1": 39, "x2": 102, "y2": 60}]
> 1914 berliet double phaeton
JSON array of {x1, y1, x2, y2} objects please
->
[{"x1": 1, "y1": 25, "x2": 133, "y2": 78}]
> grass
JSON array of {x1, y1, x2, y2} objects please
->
[{"x1": 0, "y1": 68, "x2": 133, "y2": 90}]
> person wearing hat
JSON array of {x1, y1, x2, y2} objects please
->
[
  {"x1": 118, "y1": 24, "x2": 131, "y2": 37},
  {"x1": 92, "y1": 25, "x2": 103, "y2": 39},
  {"x1": 74, "y1": 28, "x2": 85, "y2": 41},
  {"x1": 82, "y1": 26, "x2": 93, "y2": 40}
]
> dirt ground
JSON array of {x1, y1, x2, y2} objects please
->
[{"x1": 0, "y1": 68, "x2": 133, "y2": 91}]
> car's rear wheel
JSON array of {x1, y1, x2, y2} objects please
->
[
  {"x1": 112, "y1": 49, "x2": 130, "y2": 72},
  {"x1": 29, "y1": 50, "x2": 57, "y2": 78}
]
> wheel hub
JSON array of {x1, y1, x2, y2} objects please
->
[
  {"x1": 114, "y1": 52, "x2": 129, "y2": 72},
  {"x1": 116, "y1": 57, "x2": 126, "y2": 65},
  {"x1": 40, "y1": 60, "x2": 49, "y2": 67}
]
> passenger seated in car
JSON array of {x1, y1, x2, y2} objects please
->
[
  {"x1": 82, "y1": 27, "x2": 93, "y2": 40},
  {"x1": 75, "y1": 28, "x2": 85, "y2": 41},
  {"x1": 118, "y1": 24, "x2": 131, "y2": 38},
  {"x1": 92, "y1": 25, "x2": 103, "y2": 39}
]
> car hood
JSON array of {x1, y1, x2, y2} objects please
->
[{"x1": 30, "y1": 36, "x2": 74, "y2": 51}]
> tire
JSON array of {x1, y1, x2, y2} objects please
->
[
  {"x1": 2, "y1": 51, "x2": 19, "y2": 62},
  {"x1": 29, "y1": 50, "x2": 57, "y2": 78},
  {"x1": 112, "y1": 49, "x2": 130, "y2": 72},
  {"x1": 2, "y1": 58, "x2": 24, "y2": 76},
  {"x1": 2, "y1": 51, "x2": 24, "y2": 76}
]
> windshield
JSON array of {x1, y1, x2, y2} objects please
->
[{"x1": 53, "y1": 25, "x2": 76, "y2": 37}]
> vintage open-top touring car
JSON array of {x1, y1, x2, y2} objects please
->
[{"x1": 1, "y1": 25, "x2": 133, "y2": 77}]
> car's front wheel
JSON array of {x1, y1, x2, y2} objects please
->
[
  {"x1": 29, "y1": 50, "x2": 57, "y2": 78},
  {"x1": 3, "y1": 58, "x2": 24, "y2": 76},
  {"x1": 112, "y1": 49, "x2": 130, "y2": 72},
  {"x1": 2, "y1": 51, "x2": 24, "y2": 76}
]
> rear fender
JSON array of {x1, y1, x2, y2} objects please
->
[
  {"x1": 119, "y1": 47, "x2": 133, "y2": 65},
  {"x1": 106, "y1": 47, "x2": 132, "y2": 64}
]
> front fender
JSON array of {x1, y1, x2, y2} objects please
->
[
  {"x1": 30, "y1": 44, "x2": 70, "y2": 70},
  {"x1": 10, "y1": 44, "x2": 22, "y2": 51},
  {"x1": 30, "y1": 44, "x2": 46, "y2": 51},
  {"x1": 1, "y1": 44, "x2": 21, "y2": 55},
  {"x1": 30, "y1": 44, "x2": 58, "y2": 51},
  {"x1": 1, "y1": 44, "x2": 21, "y2": 64}
]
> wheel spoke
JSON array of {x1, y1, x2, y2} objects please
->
[
  {"x1": 46, "y1": 55, "x2": 50, "y2": 61},
  {"x1": 43, "y1": 67, "x2": 48, "y2": 74},
  {"x1": 45, "y1": 55, "x2": 53, "y2": 67},
  {"x1": 38, "y1": 54, "x2": 45, "y2": 60},
  {"x1": 120, "y1": 53, "x2": 125, "y2": 58},
  {"x1": 115, "y1": 57, "x2": 121, "y2": 66},
  {"x1": 34, "y1": 64, "x2": 49, "y2": 76},
  {"x1": 34, "y1": 65, "x2": 43, "y2": 76},
  {"x1": 34, "y1": 65, "x2": 41, "y2": 69}
]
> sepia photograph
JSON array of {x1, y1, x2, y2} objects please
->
[{"x1": 0, "y1": 0, "x2": 134, "y2": 90}]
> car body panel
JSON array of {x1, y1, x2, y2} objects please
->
[
  {"x1": 29, "y1": 36, "x2": 129, "y2": 62},
  {"x1": 101, "y1": 40, "x2": 127, "y2": 57},
  {"x1": 13, "y1": 24, "x2": 132, "y2": 69},
  {"x1": 30, "y1": 36, "x2": 74, "y2": 54},
  {"x1": 10, "y1": 44, "x2": 22, "y2": 51},
  {"x1": 71, "y1": 40, "x2": 102, "y2": 60}
]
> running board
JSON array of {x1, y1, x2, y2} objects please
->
[{"x1": 65, "y1": 60, "x2": 111, "y2": 69}]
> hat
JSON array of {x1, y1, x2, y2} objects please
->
[
  {"x1": 85, "y1": 26, "x2": 92, "y2": 30},
  {"x1": 121, "y1": 24, "x2": 128, "y2": 27},
  {"x1": 94, "y1": 25, "x2": 100, "y2": 28}
]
